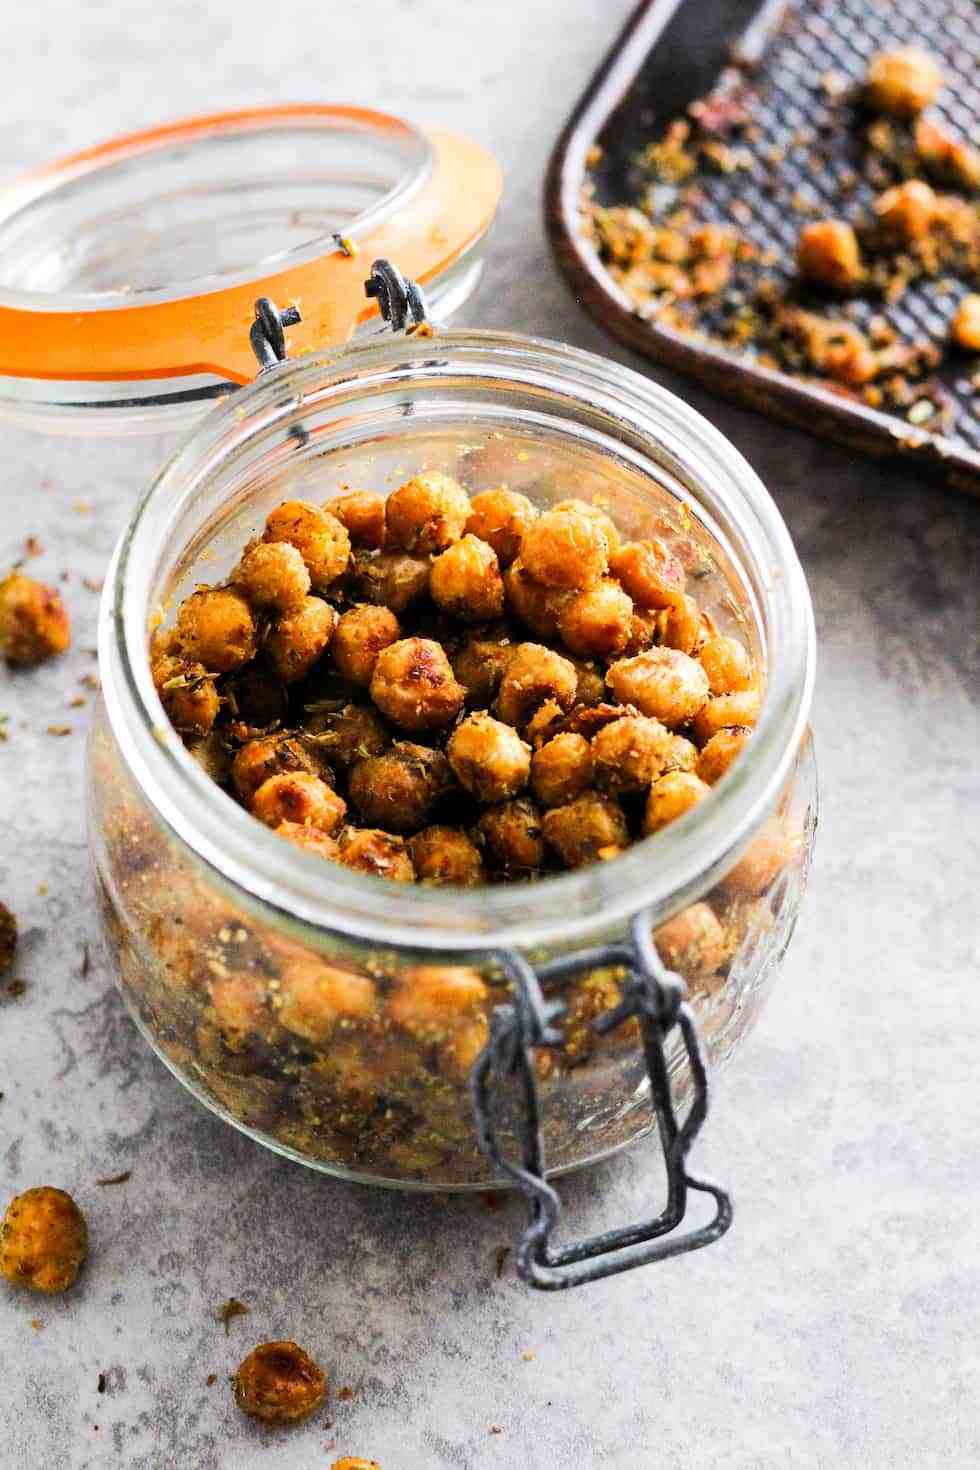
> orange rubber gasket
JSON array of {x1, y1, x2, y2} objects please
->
[{"x1": 0, "y1": 107, "x2": 502, "y2": 385}]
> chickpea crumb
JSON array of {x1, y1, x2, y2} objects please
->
[
  {"x1": 0, "y1": 571, "x2": 70, "y2": 665},
  {"x1": 865, "y1": 48, "x2": 942, "y2": 118},
  {"x1": 951, "y1": 296, "x2": 980, "y2": 352}
]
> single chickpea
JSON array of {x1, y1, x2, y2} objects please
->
[
  {"x1": 336, "y1": 828, "x2": 415, "y2": 881},
  {"x1": 322, "y1": 489, "x2": 387, "y2": 549},
  {"x1": 263, "y1": 499, "x2": 350, "y2": 590},
  {"x1": 0, "y1": 1187, "x2": 88, "y2": 1294},
  {"x1": 559, "y1": 700, "x2": 633, "y2": 741},
  {"x1": 477, "y1": 798, "x2": 547, "y2": 876},
  {"x1": 387, "y1": 964, "x2": 488, "y2": 1038},
  {"x1": 654, "y1": 903, "x2": 726, "y2": 978},
  {"x1": 152, "y1": 654, "x2": 220, "y2": 738},
  {"x1": 233, "y1": 1341, "x2": 326, "y2": 1425},
  {"x1": 699, "y1": 633, "x2": 754, "y2": 695},
  {"x1": 663, "y1": 733, "x2": 700, "y2": 774},
  {"x1": 797, "y1": 220, "x2": 863, "y2": 292},
  {"x1": 659, "y1": 593, "x2": 702, "y2": 655},
  {"x1": 866, "y1": 48, "x2": 942, "y2": 117},
  {"x1": 551, "y1": 498, "x2": 621, "y2": 551},
  {"x1": 503, "y1": 559, "x2": 571, "y2": 637},
  {"x1": 622, "y1": 607, "x2": 660, "y2": 656},
  {"x1": 332, "y1": 1459, "x2": 380, "y2": 1470},
  {"x1": 430, "y1": 535, "x2": 505, "y2": 622},
  {"x1": 609, "y1": 538, "x2": 686, "y2": 610},
  {"x1": 697, "y1": 726, "x2": 752, "y2": 785},
  {"x1": 914, "y1": 118, "x2": 980, "y2": 191},
  {"x1": 352, "y1": 550, "x2": 432, "y2": 613},
  {"x1": 874, "y1": 180, "x2": 938, "y2": 243},
  {"x1": 519, "y1": 506, "x2": 609, "y2": 589},
  {"x1": 265, "y1": 596, "x2": 338, "y2": 683},
  {"x1": 332, "y1": 604, "x2": 401, "y2": 686},
  {"x1": 274, "y1": 821, "x2": 340, "y2": 860},
  {"x1": 607, "y1": 647, "x2": 709, "y2": 727},
  {"x1": 0, "y1": 572, "x2": 70, "y2": 665},
  {"x1": 252, "y1": 771, "x2": 346, "y2": 834},
  {"x1": 643, "y1": 771, "x2": 711, "y2": 835},
  {"x1": 530, "y1": 732, "x2": 593, "y2": 807},
  {"x1": 232, "y1": 540, "x2": 310, "y2": 614},
  {"x1": 370, "y1": 637, "x2": 465, "y2": 732},
  {"x1": 557, "y1": 579, "x2": 633, "y2": 658},
  {"x1": 231, "y1": 733, "x2": 320, "y2": 804},
  {"x1": 304, "y1": 703, "x2": 389, "y2": 771},
  {"x1": 951, "y1": 295, "x2": 980, "y2": 352},
  {"x1": 384, "y1": 471, "x2": 471, "y2": 553},
  {"x1": 349, "y1": 742, "x2": 452, "y2": 833},
  {"x1": 448, "y1": 713, "x2": 531, "y2": 803},
  {"x1": 591, "y1": 714, "x2": 672, "y2": 794},
  {"x1": 465, "y1": 488, "x2": 537, "y2": 565},
  {"x1": 524, "y1": 698, "x2": 565, "y2": 749},
  {"x1": 691, "y1": 687, "x2": 761, "y2": 744},
  {"x1": 494, "y1": 642, "x2": 577, "y2": 728},
  {"x1": 716, "y1": 818, "x2": 799, "y2": 899},
  {"x1": 278, "y1": 959, "x2": 376, "y2": 1044},
  {"x1": 174, "y1": 587, "x2": 257, "y2": 673},
  {"x1": 409, "y1": 825, "x2": 485, "y2": 886},
  {"x1": 452, "y1": 630, "x2": 517, "y2": 708},
  {"x1": 542, "y1": 792, "x2": 629, "y2": 868}
]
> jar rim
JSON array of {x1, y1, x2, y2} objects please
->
[{"x1": 99, "y1": 329, "x2": 816, "y2": 952}]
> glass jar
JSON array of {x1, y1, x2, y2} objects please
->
[{"x1": 88, "y1": 329, "x2": 816, "y2": 1197}]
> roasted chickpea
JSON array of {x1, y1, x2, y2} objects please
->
[
  {"x1": 797, "y1": 220, "x2": 863, "y2": 292},
  {"x1": 351, "y1": 550, "x2": 431, "y2": 614},
  {"x1": 524, "y1": 698, "x2": 565, "y2": 749},
  {"x1": 265, "y1": 596, "x2": 338, "y2": 683},
  {"x1": 664, "y1": 733, "x2": 700, "y2": 774},
  {"x1": 387, "y1": 964, "x2": 488, "y2": 1038},
  {"x1": 591, "y1": 714, "x2": 672, "y2": 794},
  {"x1": 874, "y1": 180, "x2": 939, "y2": 243},
  {"x1": 570, "y1": 656, "x2": 605, "y2": 707},
  {"x1": 951, "y1": 295, "x2": 980, "y2": 352},
  {"x1": 519, "y1": 506, "x2": 609, "y2": 589},
  {"x1": 494, "y1": 642, "x2": 577, "y2": 728},
  {"x1": 323, "y1": 489, "x2": 387, "y2": 549},
  {"x1": 0, "y1": 1187, "x2": 88, "y2": 1294},
  {"x1": 697, "y1": 726, "x2": 751, "y2": 785},
  {"x1": 914, "y1": 118, "x2": 980, "y2": 191},
  {"x1": 152, "y1": 654, "x2": 220, "y2": 738},
  {"x1": 274, "y1": 821, "x2": 339, "y2": 860},
  {"x1": 332, "y1": 605, "x2": 400, "y2": 686},
  {"x1": 530, "y1": 732, "x2": 593, "y2": 807},
  {"x1": 866, "y1": 47, "x2": 942, "y2": 117},
  {"x1": 622, "y1": 607, "x2": 660, "y2": 656},
  {"x1": 609, "y1": 539, "x2": 686, "y2": 610},
  {"x1": 409, "y1": 826, "x2": 485, "y2": 886},
  {"x1": 370, "y1": 637, "x2": 465, "y2": 732},
  {"x1": 207, "y1": 970, "x2": 273, "y2": 1049},
  {"x1": 430, "y1": 535, "x2": 505, "y2": 623},
  {"x1": 233, "y1": 540, "x2": 310, "y2": 614},
  {"x1": 336, "y1": 828, "x2": 415, "y2": 881},
  {"x1": 542, "y1": 792, "x2": 628, "y2": 868},
  {"x1": 659, "y1": 594, "x2": 702, "y2": 655},
  {"x1": 551, "y1": 498, "x2": 621, "y2": 552},
  {"x1": 477, "y1": 798, "x2": 547, "y2": 876},
  {"x1": 448, "y1": 713, "x2": 530, "y2": 803},
  {"x1": 643, "y1": 771, "x2": 710, "y2": 834},
  {"x1": 654, "y1": 903, "x2": 726, "y2": 978},
  {"x1": 384, "y1": 471, "x2": 470, "y2": 553},
  {"x1": 503, "y1": 559, "x2": 571, "y2": 637},
  {"x1": 691, "y1": 687, "x2": 761, "y2": 744},
  {"x1": 233, "y1": 1341, "x2": 326, "y2": 1425},
  {"x1": 716, "y1": 818, "x2": 799, "y2": 898},
  {"x1": 452, "y1": 630, "x2": 517, "y2": 707},
  {"x1": 349, "y1": 742, "x2": 452, "y2": 833},
  {"x1": 231, "y1": 733, "x2": 320, "y2": 804},
  {"x1": 278, "y1": 959, "x2": 376, "y2": 1043},
  {"x1": 264, "y1": 499, "x2": 350, "y2": 590},
  {"x1": 607, "y1": 647, "x2": 709, "y2": 727},
  {"x1": 332, "y1": 1459, "x2": 381, "y2": 1469},
  {"x1": 174, "y1": 587, "x2": 257, "y2": 673},
  {"x1": 557, "y1": 579, "x2": 633, "y2": 658},
  {"x1": 305, "y1": 703, "x2": 389, "y2": 771},
  {"x1": 465, "y1": 488, "x2": 537, "y2": 565},
  {"x1": 252, "y1": 771, "x2": 346, "y2": 834},
  {"x1": 699, "y1": 633, "x2": 754, "y2": 694},
  {"x1": 0, "y1": 572, "x2": 70, "y2": 665}
]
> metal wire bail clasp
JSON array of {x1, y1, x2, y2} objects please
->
[
  {"x1": 365, "y1": 258, "x2": 429, "y2": 332},
  {"x1": 470, "y1": 908, "x2": 733, "y2": 1290},
  {"x1": 249, "y1": 296, "x2": 302, "y2": 373}
]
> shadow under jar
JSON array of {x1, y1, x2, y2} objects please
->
[{"x1": 89, "y1": 330, "x2": 816, "y2": 1194}]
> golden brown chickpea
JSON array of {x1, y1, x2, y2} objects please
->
[
  {"x1": 387, "y1": 964, "x2": 488, "y2": 1038},
  {"x1": 557, "y1": 579, "x2": 633, "y2": 658},
  {"x1": 914, "y1": 118, "x2": 980, "y2": 191},
  {"x1": 866, "y1": 48, "x2": 942, "y2": 117},
  {"x1": 524, "y1": 698, "x2": 565, "y2": 749},
  {"x1": 252, "y1": 771, "x2": 346, "y2": 835},
  {"x1": 430, "y1": 535, "x2": 506, "y2": 625},
  {"x1": 349, "y1": 742, "x2": 452, "y2": 833},
  {"x1": 409, "y1": 825, "x2": 485, "y2": 886},
  {"x1": 278, "y1": 959, "x2": 376, "y2": 1043},
  {"x1": 874, "y1": 180, "x2": 939, "y2": 243},
  {"x1": 530, "y1": 732, "x2": 593, "y2": 807},
  {"x1": 452, "y1": 630, "x2": 517, "y2": 708},
  {"x1": 232, "y1": 540, "x2": 310, "y2": 614},
  {"x1": 622, "y1": 607, "x2": 660, "y2": 656},
  {"x1": 796, "y1": 220, "x2": 863, "y2": 292},
  {"x1": 477, "y1": 798, "x2": 547, "y2": 876},
  {"x1": 233, "y1": 1341, "x2": 326, "y2": 1425},
  {"x1": 323, "y1": 489, "x2": 387, "y2": 549},
  {"x1": 643, "y1": 771, "x2": 710, "y2": 835},
  {"x1": 447, "y1": 713, "x2": 530, "y2": 803},
  {"x1": 716, "y1": 818, "x2": 799, "y2": 899},
  {"x1": 699, "y1": 633, "x2": 754, "y2": 695},
  {"x1": 697, "y1": 726, "x2": 752, "y2": 785},
  {"x1": 174, "y1": 587, "x2": 257, "y2": 673},
  {"x1": 384, "y1": 471, "x2": 470, "y2": 553},
  {"x1": 551, "y1": 498, "x2": 621, "y2": 552},
  {"x1": 659, "y1": 593, "x2": 702, "y2": 655},
  {"x1": 351, "y1": 550, "x2": 431, "y2": 613},
  {"x1": 591, "y1": 714, "x2": 672, "y2": 794},
  {"x1": 503, "y1": 558, "x2": 571, "y2": 637},
  {"x1": 465, "y1": 488, "x2": 537, "y2": 565},
  {"x1": 332, "y1": 604, "x2": 401, "y2": 686},
  {"x1": 542, "y1": 792, "x2": 629, "y2": 868},
  {"x1": 494, "y1": 642, "x2": 577, "y2": 728},
  {"x1": 274, "y1": 821, "x2": 339, "y2": 860},
  {"x1": 951, "y1": 295, "x2": 980, "y2": 352},
  {"x1": 0, "y1": 571, "x2": 70, "y2": 665},
  {"x1": 231, "y1": 733, "x2": 321, "y2": 804},
  {"x1": 152, "y1": 654, "x2": 220, "y2": 738},
  {"x1": 663, "y1": 733, "x2": 700, "y2": 774},
  {"x1": 305, "y1": 703, "x2": 389, "y2": 771},
  {"x1": 336, "y1": 828, "x2": 415, "y2": 882},
  {"x1": 265, "y1": 595, "x2": 338, "y2": 683},
  {"x1": 332, "y1": 1459, "x2": 381, "y2": 1470},
  {"x1": 691, "y1": 687, "x2": 761, "y2": 744},
  {"x1": 607, "y1": 647, "x2": 709, "y2": 728},
  {"x1": 0, "y1": 1187, "x2": 88, "y2": 1294},
  {"x1": 654, "y1": 903, "x2": 726, "y2": 977},
  {"x1": 264, "y1": 499, "x2": 350, "y2": 590},
  {"x1": 520, "y1": 507, "x2": 609, "y2": 589},
  {"x1": 370, "y1": 637, "x2": 465, "y2": 732},
  {"x1": 609, "y1": 539, "x2": 686, "y2": 610}
]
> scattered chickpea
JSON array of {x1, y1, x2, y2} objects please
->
[
  {"x1": 874, "y1": 180, "x2": 938, "y2": 243},
  {"x1": 591, "y1": 714, "x2": 672, "y2": 794},
  {"x1": 384, "y1": 472, "x2": 471, "y2": 553},
  {"x1": 557, "y1": 579, "x2": 633, "y2": 658},
  {"x1": 797, "y1": 220, "x2": 863, "y2": 292},
  {"x1": 691, "y1": 687, "x2": 761, "y2": 744},
  {"x1": 233, "y1": 540, "x2": 310, "y2": 614},
  {"x1": 323, "y1": 489, "x2": 387, "y2": 549},
  {"x1": 477, "y1": 798, "x2": 547, "y2": 876},
  {"x1": 278, "y1": 960, "x2": 376, "y2": 1044},
  {"x1": 951, "y1": 295, "x2": 980, "y2": 352},
  {"x1": 606, "y1": 647, "x2": 709, "y2": 727},
  {"x1": 0, "y1": 1187, "x2": 88, "y2": 1294},
  {"x1": 0, "y1": 571, "x2": 70, "y2": 665},
  {"x1": 370, "y1": 637, "x2": 465, "y2": 732},
  {"x1": 349, "y1": 743, "x2": 452, "y2": 833},
  {"x1": 699, "y1": 634, "x2": 754, "y2": 695},
  {"x1": 654, "y1": 903, "x2": 726, "y2": 977},
  {"x1": 332, "y1": 1458, "x2": 380, "y2": 1469},
  {"x1": 152, "y1": 655, "x2": 220, "y2": 738},
  {"x1": 520, "y1": 507, "x2": 609, "y2": 589},
  {"x1": 609, "y1": 538, "x2": 685, "y2": 610},
  {"x1": 542, "y1": 792, "x2": 629, "y2": 868},
  {"x1": 495, "y1": 642, "x2": 577, "y2": 728},
  {"x1": 643, "y1": 771, "x2": 710, "y2": 834},
  {"x1": 866, "y1": 48, "x2": 942, "y2": 117},
  {"x1": 336, "y1": 828, "x2": 415, "y2": 881},
  {"x1": 265, "y1": 596, "x2": 338, "y2": 683},
  {"x1": 697, "y1": 726, "x2": 752, "y2": 785},
  {"x1": 448, "y1": 713, "x2": 530, "y2": 803},
  {"x1": 465, "y1": 488, "x2": 537, "y2": 565},
  {"x1": 251, "y1": 771, "x2": 346, "y2": 834},
  {"x1": 264, "y1": 500, "x2": 350, "y2": 590},
  {"x1": 233, "y1": 1341, "x2": 326, "y2": 1425},
  {"x1": 231, "y1": 733, "x2": 321, "y2": 804},
  {"x1": 531, "y1": 732, "x2": 593, "y2": 807},
  {"x1": 352, "y1": 550, "x2": 431, "y2": 613},
  {"x1": 275, "y1": 821, "x2": 339, "y2": 860},
  {"x1": 174, "y1": 587, "x2": 257, "y2": 673},
  {"x1": 504, "y1": 559, "x2": 571, "y2": 637},
  {"x1": 332, "y1": 605, "x2": 401, "y2": 686},
  {"x1": 452, "y1": 631, "x2": 517, "y2": 708},
  {"x1": 409, "y1": 826, "x2": 485, "y2": 885},
  {"x1": 430, "y1": 535, "x2": 505, "y2": 622}
]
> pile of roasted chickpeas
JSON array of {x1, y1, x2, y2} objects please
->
[{"x1": 152, "y1": 474, "x2": 759, "y2": 885}]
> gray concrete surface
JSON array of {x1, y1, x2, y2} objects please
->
[{"x1": 1, "y1": 2, "x2": 978, "y2": 1466}]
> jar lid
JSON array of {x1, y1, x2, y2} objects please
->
[{"x1": 0, "y1": 105, "x2": 501, "y2": 432}]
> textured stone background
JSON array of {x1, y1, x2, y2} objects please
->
[{"x1": 1, "y1": 2, "x2": 978, "y2": 1466}]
